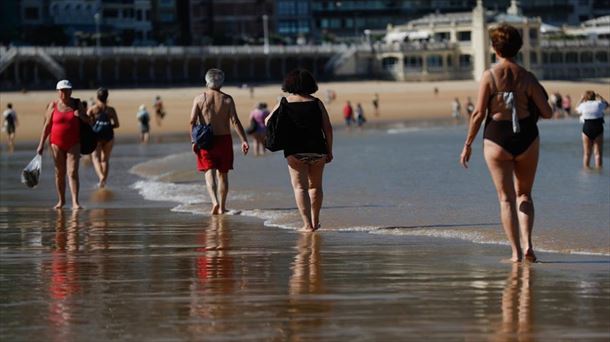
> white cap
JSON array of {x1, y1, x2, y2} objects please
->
[
  {"x1": 56, "y1": 80, "x2": 72, "y2": 90},
  {"x1": 139, "y1": 104, "x2": 146, "y2": 111}
]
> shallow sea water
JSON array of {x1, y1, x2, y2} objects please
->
[{"x1": 1, "y1": 119, "x2": 609, "y2": 340}]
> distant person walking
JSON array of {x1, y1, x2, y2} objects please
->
[
  {"x1": 36, "y1": 80, "x2": 90, "y2": 209},
  {"x1": 553, "y1": 92, "x2": 564, "y2": 118},
  {"x1": 466, "y1": 97, "x2": 475, "y2": 120},
  {"x1": 3, "y1": 103, "x2": 18, "y2": 151},
  {"x1": 248, "y1": 102, "x2": 269, "y2": 156},
  {"x1": 562, "y1": 95, "x2": 572, "y2": 117},
  {"x1": 460, "y1": 24, "x2": 552, "y2": 262},
  {"x1": 88, "y1": 87, "x2": 120, "y2": 188},
  {"x1": 355, "y1": 103, "x2": 366, "y2": 128},
  {"x1": 451, "y1": 97, "x2": 462, "y2": 122},
  {"x1": 136, "y1": 104, "x2": 150, "y2": 143},
  {"x1": 153, "y1": 95, "x2": 165, "y2": 126},
  {"x1": 372, "y1": 93, "x2": 380, "y2": 116},
  {"x1": 265, "y1": 68, "x2": 333, "y2": 232},
  {"x1": 576, "y1": 91, "x2": 607, "y2": 169},
  {"x1": 190, "y1": 69, "x2": 249, "y2": 215},
  {"x1": 343, "y1": 101, "x2": 354, "y2": 129}
]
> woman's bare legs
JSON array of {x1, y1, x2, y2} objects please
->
[
  {"x1": 308, "y1": 159, "x2": 325, "y2": 230},
  {"x1": 51, "y1": 144, "x2": 67, "y2": 209},
  {"x1": 66, "y1": 144, "x2": 82, "y2": 209},
  {"x1": 95, "y1": 140, "x2": 114, "y2": 187},
  {"x1": 288, "y1": 156, "x2": 313, "y2": 231},
  {"x1": 593, "y1": 134, "x2": 603, "y2": 168},
  {"x1": 484, "y1": 140, "x2": 521, "y2": 262},
  {"x1": 582, "y1": 133, "x2": 592, "y2": 168},
  {"x1": 92, "y1": 143, "x2": 104, "y2": 185},
  {"x1": 514, "y1": 139, "x2": 539, "y2": 262}
]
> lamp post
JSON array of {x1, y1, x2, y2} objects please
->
[
  {"x1": 94, "y1": 12, "x2": 101, "y2": 50},
  {"x1": 262, "y1": 14, "x2": 269, "y2": 54}
]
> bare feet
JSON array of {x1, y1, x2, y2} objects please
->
[
  {"x1": 211, "y1": 204, "x2": 220, "y2": 215},
  {"x1": 98, "y1": 180, "x2": 106, "y2": 188},
  {"x1": 54, "y1": 201, "x2": 65, "y2": 210},
  {"x1": 524, "y1": 249, "x2": 538, "y2": 263},
  {"x1": 311, "y1": 224, "x2": 321, "y2": 232},
  {"x1": 72, "y1": 203, "x2": 83, "y2": 210}
]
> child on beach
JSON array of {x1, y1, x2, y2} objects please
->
[
  {"x1": 153, "y1": 96, "x2": 165, "y2": 126},
  {"x1": 355, "y1": 103, "x2": 366, "y2": 128},
  {"x1": 343, "y1": 101, "x2": 354, "y2": 129}
]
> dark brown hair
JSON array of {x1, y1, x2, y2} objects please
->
[
  {"x1": 490, "y1": 24, "x2": 523, "y2": 58},
  {"x1": 97, "y1": 87, "x2": 109, "y2": 103},
  {"x1": 281, "y1": 68, "x2": 318, "y2": 95},
  {"x1": 584, "y1": 90, "x2": 596, "y2": 101}
]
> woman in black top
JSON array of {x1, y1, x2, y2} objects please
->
[{"x1": 266, "y1": 69, "x2": 334, "y2": 231}]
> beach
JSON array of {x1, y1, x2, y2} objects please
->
[
  {"x1": 1, "y1": 108, "x2": 609, "y2": 339},
  {"x1": 1, "y1": 79, "x2": 608, "y2": 143}
]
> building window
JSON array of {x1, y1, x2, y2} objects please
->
[
  {"x1": 529, "y1": 29, "x2": 538, "y2": 41},
  {"x1": 530, "y1": 52, "x2": 538, "y2": 64},
  {"x1": 581, "y1": 51, "x2": 593, "y2": 63},
  {"x1": 278, "y1": 1, "x2": 296, "y2": 16},
  {"x1": 24, "y1": 7, "x2": 40, "y2": 20},
  {"x1": 404, "y1": 56, "x2": 423, "y2": 71},
  {"x1": 446, "y1": 55, "x2": 452, "y2": 67},
  {"x1": 297, "y1": 2, "x2": 309, "y2": 15},
  {"x1": 595, "y1": 51, "x2": 608, "y2": 63},
  {"x1": 382, "y1": 57, "x2": 399, "y2": 70},
  {"x1": 565, "y1": 52, "x2": 578, "y2": 63},
  {"x1": 459, "y1": 54, "x2": 471, "y2": 68},
  {"x1": 137, "y1": 10, "x2": 142, "y2": 21},
  {"x1": 103, "y1": 9, "x2": 119, "y2": 18},
  {"x1": 457, "y1": 31, "x2": 471, "y2": 41},
  {"x1": 427, "y1": 55, "x2": 443, "y2": 70},
  {"x1": 550, "y1": 52, "x2": 563, "y2": 64},
  {"x1": 434, "y1": 32, "x2": 450, "y2": 42}
]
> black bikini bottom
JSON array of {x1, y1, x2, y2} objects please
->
[
  {"x1": 483, "y1": 116, "x2": 539, "y2": 157},
  {"x1": 583, "y1": 119, "x2": 604, "y2": 140}
]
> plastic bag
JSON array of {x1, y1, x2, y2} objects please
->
[{"x1": 21, "y1": 155, "x2": 42, "y2": 188}]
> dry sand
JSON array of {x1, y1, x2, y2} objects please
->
[{"x1": 1, "y1": 80, "x2": 608, "y2": 144}]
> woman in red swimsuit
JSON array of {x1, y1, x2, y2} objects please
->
[{"x1": 36, "y1": 80, "x2": 90, "y2": 209}]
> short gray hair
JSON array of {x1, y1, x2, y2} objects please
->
[{"x1": 205, "y1": 69, "x2": 225, "y2": 89}]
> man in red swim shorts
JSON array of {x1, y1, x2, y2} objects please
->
[{"x1": 190, "y1": 69, "x2": 249, "y2": 215}]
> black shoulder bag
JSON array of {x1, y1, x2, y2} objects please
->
[{"x1": 265, "y1": 97, "x2": 287, "y2": 152}]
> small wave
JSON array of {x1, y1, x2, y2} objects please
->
[
  {"x1": 131, "y1": 180, "x2": 207, "y2": 205},
  {"x1": 386, "y1": 127, "x2": 426, "y2": 135}
]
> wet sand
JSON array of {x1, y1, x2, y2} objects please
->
[
  {"x1": 1, "y1": 79, "x2": 608, "y2": 144},
  {"x1": 1, "y1": 207, "x2": 608, "y2": 340}
]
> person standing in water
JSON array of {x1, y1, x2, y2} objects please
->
[
  {"x1": 136, "y1": 104, "x2": 150, "y2": 143},
  {"x1": 343, "y1": 101, "x2": 354, "y2": 129},
  {"x1": 154, "y1": 95, "x2": 165, "y2": 126},
  {"x1": 372, "y1": 93, "x2": 380, "y2": 116},
  {"x1": 36, "y1": 80, "x2": 90, "y2": 209},
  {"x1": 576, "y1": 91, "x2": 607, "y2": 169},
  {"x1": 248, "y1": 102, "x2": 269, "y2": 156},
  {"x1": 355, "y1": 103, "x2": 366, "y2": 128},
  {"x1": 460, "y1": 24, "x2": 552, "y2": 262},
  {"x1": 465, "y1": 97, "x2": 475, "y2": 120},
  {"x1": 265, "y1": 68, "x2": 333, "y2": 232},
  {"x1": 190, "y1": 69, "x2": 249, "y2": 215},
  {"x1": 88, "y1": 87, "x2": 120, "y2": 188},
  {"x1": 3, "y1": 103, "x2": 18, "y2": 151},
  {"x1": 451, "y1": 98, "x2": 462, "y2": 123}
]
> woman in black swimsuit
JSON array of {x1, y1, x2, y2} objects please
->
[
  {"x1": 460, "y1": 24, "x2": 552, "y2": 262},
  {"x1": 88, "y1": 88, "x2": 120, "y2": 188},
  {"x1": 266, "y1": 69, "x2": 334, "y2": 232},
  {"x1": 576, "y1": 90, "x2": 607, "y2": 168}
]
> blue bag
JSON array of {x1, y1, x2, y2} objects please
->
[{"x1": 192, "y1": 122, "x2": 214, "y2": 150}]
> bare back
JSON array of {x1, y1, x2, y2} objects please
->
[
  {"x1": 487, "y1": 64, "x2": 538, "y2": 121},
  {"x1": 191, "y1": 89, "x2": 237, "y2": 135}
]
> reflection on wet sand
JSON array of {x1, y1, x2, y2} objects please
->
[
  {"x1": 287, "y1": 233, "x2": 330, "y2": 340},
  {"x1": 87, "y1": 208, "x2": 110, "y2": 251},
  {"x1": 189, "y1": 216, "x2": 235, "y2": 334},
  {"x1": 494, "y1": 263, "x2": 533, "y2": 342},
  {"x1": 48, "y1": 210, "x2": 80, "y2": 339},
  {"x1": 89, "y1": 188, "x2": 115, "y2": 203}
]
